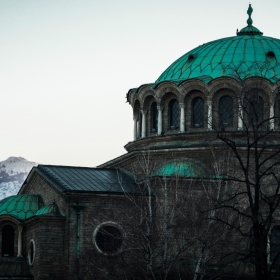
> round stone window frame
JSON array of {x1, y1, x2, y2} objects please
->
[
  {"x1": 93, "y1": 222, "x2": 125, "y2": 256},
  {"x1": 28, "y1": 239, "x2": 36, "y2": 266}
]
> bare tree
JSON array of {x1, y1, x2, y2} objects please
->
[
  {"x1": 208, "y1": 68, "x2": 280, "y2": 279},
  {"x1": 115, "y1": 154, "x2": 233, "y2": 280}
]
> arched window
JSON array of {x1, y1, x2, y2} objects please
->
[
  {"x1": 192, "y1": 97, "x2": 204, "y2": 127},
  {"x1": 219, "y1": 95, "x2": 233, "y2": 126},
  {"x1": 169, "y1": 99, "x2": 179, "y2": 129},
  {"x1": 249, "y1": 94, "x2": 264, "y2": 125},
  {"x1": 2, "y1": 225, "x2": 14, "y2": 257},
  {"x1": 275, "y1": 98, "x2": 280, "y2": 127},
  {"x1": 151, "y1": 102, "x2": 158, "y2": 132},
  {"x1": 249, "y1": 225, "x2": 267, "y2": 264},
  {"x1": 270, "y1": 226, "x2": 280, "y2": 265}
]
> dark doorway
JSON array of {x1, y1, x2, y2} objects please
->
[{"x1": 2, "y1": 225, "x2": 14, "y2": 257}]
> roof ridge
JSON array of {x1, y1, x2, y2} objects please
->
[{"x1": 38, "y1": 164, "x2": 117, "y2": 171}]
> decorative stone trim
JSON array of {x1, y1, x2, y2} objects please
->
[
  {"x1": 28, "y1": 239, "x2": 36, "y2": 266},
  {"x1": 93, "y1": 222, "x2": 124, "y2": 256}
]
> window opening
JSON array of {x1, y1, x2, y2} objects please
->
[
  {"x1": 151, "y1": 102, "x2": 158, "y2": 132},
  {"x1": 219, "y1": 95, "x2": 233, "y2": 126},
  {"x1": 2, "y1": 225, "x2": 14, "y2": 257},
  {"x1": 249, "y1": 94, "x2": 264, "y2": 125},
  {"x1": 275, "y1": 98, "x2": 280, "y2": 127},
  {"x1": 267, "y1": 51, "x2": 276, "y2": 59},
  {"x1": 249, "y1": 225, "x2": 267, "y2": 264},
  {"x1": 193, "y1": 97, "x2": 204, "y2": 127},
  {"x1": 169, "y1": 99, "x2": 179, "y2": 129},
  {"x1": 95, "y1": 225, "x2": 123, "y2": 255},
  {"x1": 270, "y1": 226, "x2": 280, "y2": 265},
  {"x1": 28, "y1": 240, "x2": 36, "y2": 265},
  {"x1": 188, "y1": 54, "x2": 195, "y2": 61}
]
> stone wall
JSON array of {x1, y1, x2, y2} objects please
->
[
  {"x1": 24, "y1": 216, "x2": 65, "y2": 280},
  {"x1": 21, "y1": 172, "x2": 68, "y2": 214}
]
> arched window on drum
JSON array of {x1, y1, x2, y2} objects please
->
[
  {"x1": 151, "y1": 102, "x2": 158, "y2": 133},
  {"x1": 219, "y1": 95, "x2": 233, "y2": 127},
  {"x1": 249, "y1": 94, "x2": 264, "y2": 125},
  {"x1": 270, "y1": 226, "x2": 280, "y2": 265},
  {"x1": 192, "y1": 97, "x2": 204, "y2": 128},
  {"x1": 249, "y1": 225, "x2": 266, "y2": 264},
  {"x1": 169, "y1": 99, "x2": 179, "y2": 129}
]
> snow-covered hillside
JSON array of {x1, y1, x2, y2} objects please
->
[{"x1": 0, "y1": 157, "x2": 37, "y2": 200}]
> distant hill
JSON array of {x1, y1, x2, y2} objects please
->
[{"x1": 0, "y1": 157, "x2": 37, "y2": 200}]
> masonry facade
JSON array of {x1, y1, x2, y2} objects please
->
[{"x1": 1, "y1": 5, "x2": 280, "y2": 280}]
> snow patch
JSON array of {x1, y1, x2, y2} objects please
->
[{"x1": 0, "y1": 157, "x2": 38, "y2": 200}]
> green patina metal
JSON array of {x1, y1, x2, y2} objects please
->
[
  {"x1": 73, "y1": 203, "x2": 85, "y2": 259},
  {"x1": 35, "y1": 200, "x2": 64, "y2": 217},
  {"x1": 0, "y1": 194, "x2": 44, "y2": 221},
  {"x1": 155, "y1": 5, "x2": 280, "y2": 85},
  {"x1": 237, "y1": 4, "x2": 263, "y2": 36},
  {"x1": 247, "y1": 4, "x2": 253, "y2": 25},
  {"x1": 153, "y1": 160, "x2": 209, "y2": 178}
]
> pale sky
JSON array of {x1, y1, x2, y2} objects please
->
[{"x1": 1, "y1": 0, "x2": 280, "y2": 167}]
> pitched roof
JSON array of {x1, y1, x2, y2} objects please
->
[{"x1": 34, "y1": 165, "x2": 138, "y2": 194}]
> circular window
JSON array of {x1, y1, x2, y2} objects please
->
[
  {"x1": 28, "y1": 239, "x2": 35, "y2": 265},
  {"x1": 93, "y1": 222, "x2": 124, "y2": 255}
]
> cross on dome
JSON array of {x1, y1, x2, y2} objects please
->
[
  {"x1": 247, "y1": 4, "x2": 253, "y2": 25},
  {"x1": 237, "y1": 4, "x2": 263, "y2": 36}
]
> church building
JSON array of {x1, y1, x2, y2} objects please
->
[{"x1": 0, "y1": 5, "x2": 280, "y2": 279}]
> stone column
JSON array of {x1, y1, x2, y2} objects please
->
[
  {"x1": 17, "y1": 225, "x2": 23, "y2": 257},
  {"x1": 207, "y1": 100, "x2": 212, "y2": 130},
  {"x1": 157, "y1": 106, "x2": 163, "y2": 135},
  {"x1": 141, "y1": 110, "x2": 146, "y2": 138},
  {"x1": 238, "y1": 102, "x2": 243, "y2": 130},
  {"x1": 179, "y1": 103, "x2": 185, "y2": 133},
  {"x1": 133, "y1": 117, "x2": 137, "y2": 141},
  {"x1": 270, "y1": 102, "x2": 274, "y2": 130}
]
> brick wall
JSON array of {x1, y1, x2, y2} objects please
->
[{"x1": 24, "y1": 217, "x2": 65, "y2": 280}]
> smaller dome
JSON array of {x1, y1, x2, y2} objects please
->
[
  {"x1": 0, "y1": 194, "x2": 44, "y2": 221},
  {"x1": 35, "y1": 201, "x2": 64, "y2": 217},
  {"x1": 153, "y1": 161, "x2": 209, "y2": 178}
]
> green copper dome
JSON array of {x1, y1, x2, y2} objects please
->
[
  {"x1": 0, "y1": 194, "x2": 44, "y2": 221},
  {"x1": 153, "y1": 160, "x2": 209, "y2": 178},
  {"x1": 35, "y1": 201, "x2": 64, "y2": 217},
  {"x1": 156, "y1": 5, "x2": 280, "y2": 84}
]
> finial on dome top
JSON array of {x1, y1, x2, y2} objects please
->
[
  {"x1": 237, "y1": 4, "x2": 263, "y2": 36},
  {"x1": 247, "y1": 4, "x2": 253, "y2": 25}
]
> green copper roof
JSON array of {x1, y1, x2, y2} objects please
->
[
  {"x1": 155, "y1": 5, "x2": 280, "y2": 85},
  {"x1": 156, "y1": 35, "x2": 280, "y2": 84},
  {"x1": 153, "y1": 161, "x2": 209, "y2": 178},
  {"x1": 35, "y1": 201, "x2": 64, "y2": 217},
  {"x1": 35, "y1": 165, "x2": 138, "y2": 194},
  {"x1": 0, "y1": 194, "x2": 44, "y2": 221}
]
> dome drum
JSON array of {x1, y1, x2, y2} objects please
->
[{"x1": 128, "y1": 76, "x2": 280, "y2": 147}]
